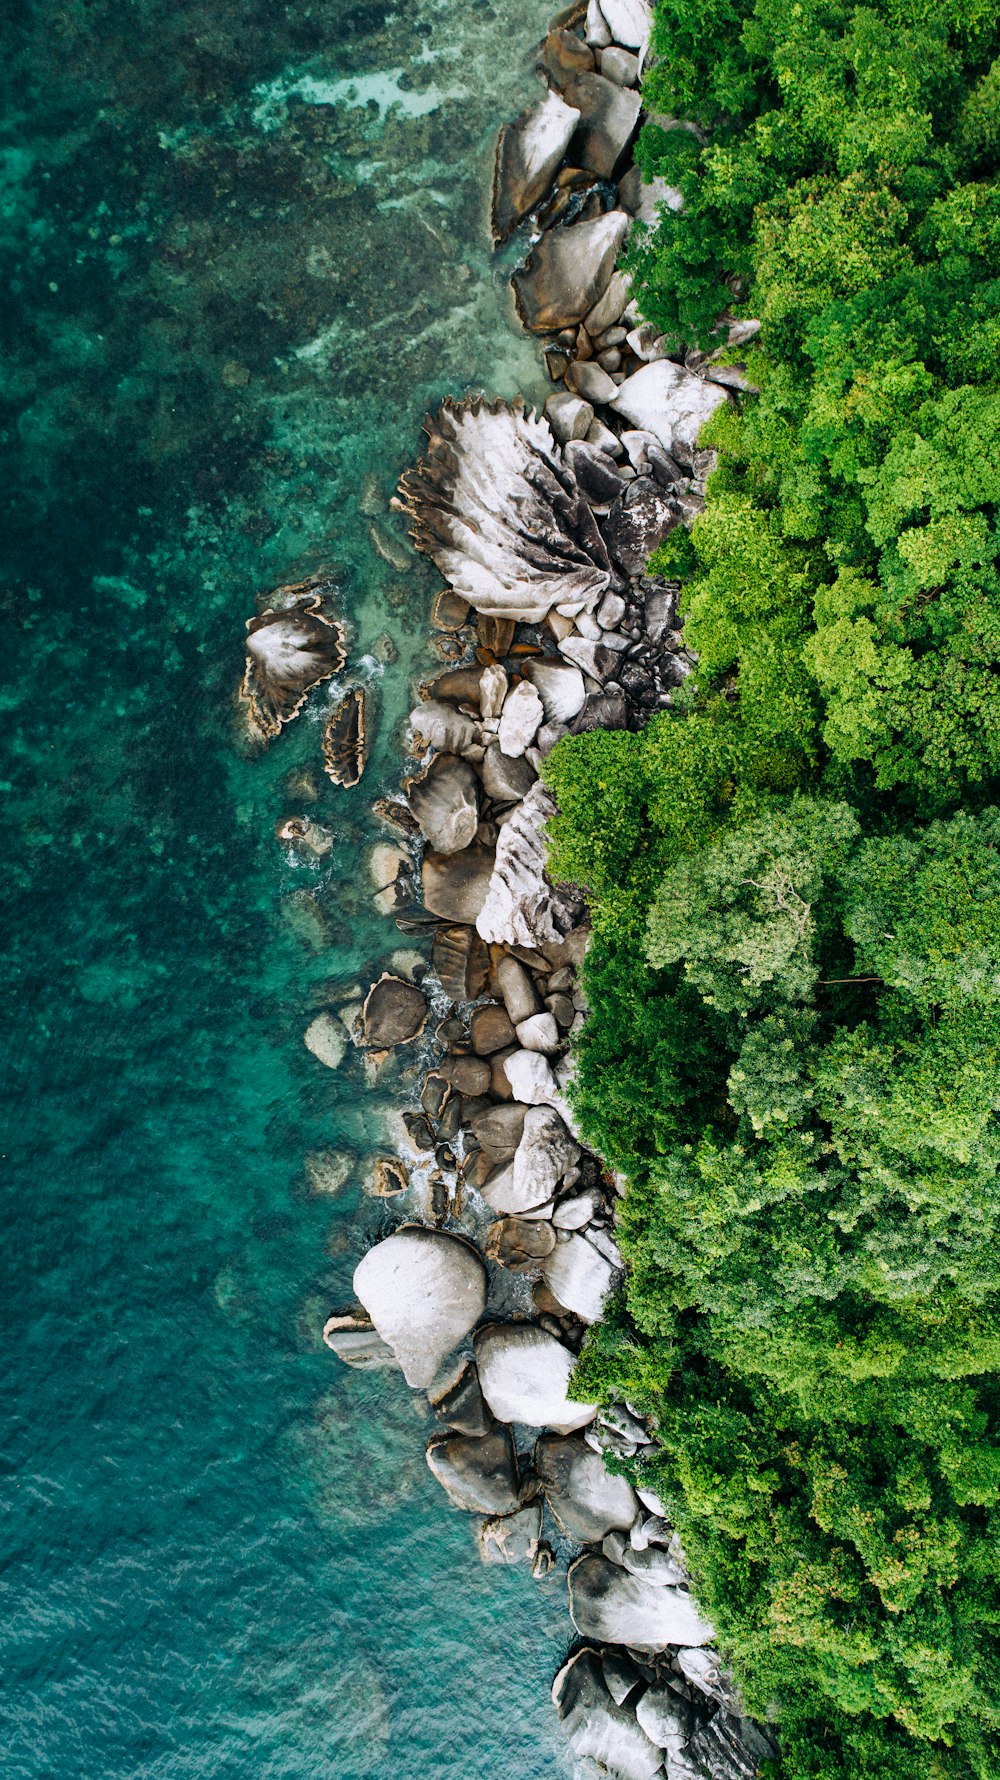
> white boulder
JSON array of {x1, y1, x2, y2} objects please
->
[
  {"x1": 568, "y1": 1553, "x2": 715, "y2": 1651},
  {"x1": 476, "y1": 782, "x2": 582, "y2": 949},
  {"x1": 542, "y1": 1232, "x2": 617, "y2": 1322},
  {"x1": 522, "y1": 658, "x2": 587, "y2": 722},
  {"x1": 498, "y1": 680, "x2": 544, "y2": 757},
  {"x1": 512, "y1": 1105, "x2": 580, "y2": 1208},
  {"x1": 354, "y1": 1228, "x2": 487, "y2": 1389},
  {"x1": 475, "y1": 1323, "x2": 597, "y2": 1432},
  {"x1": 536, "y1": 1432, "x2": 640, "y2": 1542},
  {"x1": 610, "y1": 359, "x2": 729, "y2": 457},
  {"x1": 553, "y1": 1649, "x2": 663, "y2": 1780},
  {"x1": 504, "y1": 1049, "x2": 560, "y2": 1104}
]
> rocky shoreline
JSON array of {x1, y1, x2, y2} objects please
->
[{"x1": 317, "y1": 5, "x2": 774, "y2": 1776}]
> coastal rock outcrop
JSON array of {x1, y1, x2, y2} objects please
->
[
  {"x1": 610, "y1": 359, "x2": 729, "y2": 457},
  {"x1": 552, "y1": 1649, "x2": 663, "y2": 1780},
  {"x1": 476, "y1": 782, "x2": 584, "y2": 948},
  {"x1": 407, "y1": 753, "x2": 480, "y2": 854},
  {"x1": 240, "y1": 582, "x2": 347, "y2": 744},
  {"x1": 357, "y1": 974, "x2": 429, "y2": 1049},
  {"x1": 323, "y1": 686, "x2": 369, "y2": 787},
  {"x1": 354, "y1": 1228, "x2": 487, "y2": 1389},
  {"x1": 398, "y1": 397, "x2": 616, "y2": 624},
  {"x1": 425, "y1": 1425, "x2": 522, "y2": 1515}
]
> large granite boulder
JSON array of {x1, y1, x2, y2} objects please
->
[
  {"x1": 600, "y1": 0, "x2": 654, "y2": 50},
  {"x1": 497, "y1": 680, "x2": 545, "y2": 757},
  {"x1": 513, "y1": 1105, "x2": 580, "y2": 1208},
  {"x1": 610, "y1": 360, "x2": 729, "y2": 457},
  {"x1": 477, "y1": 782, "x2": 583, "y2": 948},
  {"x1": 358, "y1": 974, "x2": 429, "y2": 1048},
  {"x1": 398, "y1": 397, "x2": 615, "y2": 623},
  {"x1": 354, "y1": 1228, "x2": 487, "y2": 1389},
  {"x1": 491, "y1": 88, "x2": 581, "y2": 243},
  {"x1": 558, "y1": 70, "x2": 641, "y2": 179},
  {"x1": 542, "y1": 1231, "x2": 617, "y2": 1321},
  {"x1": 568, "y1": 1553, "x2": 715, "y2": 1651},
  {"x1": 422, "y1": 845, "x2": 496, "y2": 924},
  {"x1": 481, "y1": 742, "x2": 537, "y2": 805},
  {"x1": 513, "y1": 210, "x2": 631, "y2": 333},
  {"x1": 552, "y1": 1648, "x2": 663, "y2": 1780},
  {"x1": 474, "y1": 1323, "x2": 597, "y2": 1432},
  {"x1": 522, "y1": 658, "x2": 588, "y2": 722},
  {"x1": 409, "y1": 699, "x2": 478, "y2": 755},
  {"x1": 407, "y1": 754, "x2": 480, "y2": 854},
  {"x1": 635, "y1": 1683, "x2": 694, "y2": 1755},
  {"x1": 495, "y1": 954, "x2": 542, "y2": 1024},
  {"x1": 485, "y1": 1215, "x2": 557, "y2": 1270},
  {"x1": 470, "y1": 1101, "x2": 527, "y2": 1166},
  {"x1": 431, "y1": 923, "x2": 490, "y2": 1001},
  {"x1": 504, "y1": 1048, "x2": 561, "y2": 1105},
  {"x1": 425, "y1": 1425, "x2": 522, "y2": 1514},
  {"x1": 428, "y1": 1357, "x2": 491, "y2": 1437},
  {"x1": 479, "y1": 1498, "x2": 543, "y2": 1565},
  {"x1": 535, "y1": 1432, "x2": 640, "y2": 1541}
]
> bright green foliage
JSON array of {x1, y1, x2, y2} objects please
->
[{"x1": 543, "y1": 0, "x2": 1000, "y2": 1772}]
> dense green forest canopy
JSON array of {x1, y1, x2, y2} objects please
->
[{"x1": 543, "y1": 1, "x2": 1000, "y2": 1773}]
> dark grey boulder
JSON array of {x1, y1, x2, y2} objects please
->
[
  {"x1": 602, "y1": 478, "x2": 678, "y2": 575},
  {"x1": 428, "y1": 1357, "x2": 491, "y2": 1437},
  {"x1": 425, "y1": 1425, "x2": 522, "y2": 1515}
]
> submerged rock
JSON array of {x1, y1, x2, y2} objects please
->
[
  {"x1": 354, "y1": 1228, "x2": 487, "y2": 1389},
  {"x1": 536, "y1": 1432, "x2": 640, "y2": 1542},
  {"x1": 425, "y1": 1425, "x2": 522, "y2": 1515},
  {"x1": 240, "y1": 582, "x2": 347, "y2": 744},
  {"x1": 474, "y1": 1322, "x2": 597, "y2": 1432},
  {"x1": 513, "y1": 210, "x2": 631, "y2": 334},
  {"x1": 398, "y1": 397, "x2": 615, "y2": 623},
  {"x1": 323, "y1": 687, "x2": 370, "y2": 788},
  {"x1": 568, "y1": 1553, "x2": 715, "y2": 1651},
  {"x1": 303, "y1": 1013, "x2": 347, "y2": 1071},
  {"x1": 492, "y1": 87, "x2": 582, "y2": 243}
]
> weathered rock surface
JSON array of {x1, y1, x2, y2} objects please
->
[
  {"x1": 688, "y1": 1711, "x2": 780, "y2": 1780},
  {"x1": 542, "y1": 1231, "x2": 617, "y2": 1321},
  {"x1": 241, "y1": 587, "x2": 347, "y2": 743},
  {"x1": 410, "y1": 699, "x2": 479, "y2": 756},
  {"x1": 399, "y1": 397, "x2": 614, "y2": 622},
  {"x1": 470, "y1": 1101, "x2": 527, "y2": 1166},
  {"x1": 603, "y1": 477, "x2": 678, "y2": 574},
  {"x1": 585, "y1": 266, "x2": 632, "y2": 334},
  {"x1": 611, "y1": 360, "x2": 729, "y2": 456},
  {"x1": 470, "y1": 1003, "x2": 517, "y2": 1055},
  {"x1": 513, "y1": 1104, "x2": 580, "y2": 1208},
  {"x1": 354, "y1": 1228, "x2": 487, "y2": 1389},
  {"x1": 568, "y1": 1553, "x2": 715, "y2": 1651},
  {"x1": 477, "y1": 782, "x2": 583, "y2": 949},
  {"x1": 431, "y1": 924, "x2": 489, "y2": 1001},
  {"x1": 480, "y1": 742, "x2": 537, "y2": 805},
  {"x1": 358, "y1": 974, "x2": 428, "y2": 1048},
  {"x1": 407, "y1": 754, "x2": 480, "y2": 854},
  {"x1": 322, "y1": 1312, "x2": 396, "y2": 1370},
  {"x1": 425, "y1": 1425, "x2": 522, "y2": 1514},
  {"x1": 474, "y1": 1322, "x2": 597, "y2": 1432},
  {"x1": 323, "y1": 686, "x2": 369, "y2": 788},
  {"x1": 552, "y1": 1649, "x2": 663, "y2": 1780},
  {"x1": 515, "y1": 1011, "x2": 561, "y2": 1053},
  {"x1": 485, "y1": 1215, "x2": 557, "y2": 1270},
  {"x1": 536, "y1": 1432, "x2": 640, "y2": 1541},
  {"x1": 492, "y1": 87, "x2": 582, "y2": 243},
  {"x1": 495, "y1": 954, "x2": 542, "y2": 1024},
  {"x1": 504, "y1": 1048, "x2": 560, "y2": 1105},
  {"x1": 600, "y1": 0, "x2": 654, "y2": 50},
  {"x1": 557, "y1": 71, "x2": 641, "y2": 179},
  {"x1": 635, "y1": 1683, "x2": 693, "y2": 1753},
  {"x1": 422, "y1": 845, "x2": 496, "y2": 924},
  {"x1": 513, "y1": 210, "x2": 631, "y2": 334}
]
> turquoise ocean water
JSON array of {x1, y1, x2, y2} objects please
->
[{"x1": 0, "y1": 3, "x2": 574, "y2": 1773}]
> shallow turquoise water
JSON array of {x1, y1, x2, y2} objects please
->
[{"x1": 0, "y1": 3, "x2": 573, "y2": 1774}]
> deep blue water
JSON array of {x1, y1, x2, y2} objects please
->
[{"x1": 0, "y1": 3, "x2": 573, "y2": 1774}]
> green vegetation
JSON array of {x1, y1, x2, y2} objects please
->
[{"x1": 542, "y1": 2, "x2": 1000, "y2": 1772}]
